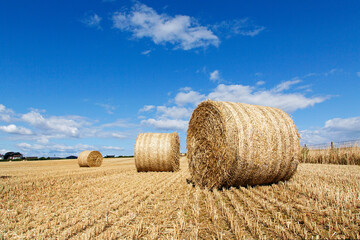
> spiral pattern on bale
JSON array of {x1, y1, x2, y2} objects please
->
[
  {"x1": 135, "y1": 132, "x2": 180, "y2": 172},
  {"x1": 77, "y1": 150, "x2": 103, "y2": 167},
  {"x1": 187, "y1": 100, "x2": 300, "y2": 189}
]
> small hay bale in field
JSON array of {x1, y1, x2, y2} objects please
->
[
  {"x1": 135, "y1": 132, "x2": 180, "y2": 172},
  {"x1": 78, "y1": 150, "x2": 103, "y2": 167},
  {"x1": 187, "y1": 100, "x2": 300, "y2": 189}
]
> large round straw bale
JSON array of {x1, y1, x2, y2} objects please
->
[
  {"x1": 187, "y1": 100, "x2": 300, "y2": 189},
  {"x1": 135, "y1": 132, "x2": 180, "y2": 172},
  {"x1": 78, "y1": 150, "x2": 103, "y2": 167}
]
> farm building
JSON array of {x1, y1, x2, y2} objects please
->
[{"x1": 3, "y1": 152, "x2": 23, "y2": 160}]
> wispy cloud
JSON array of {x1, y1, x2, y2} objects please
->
[
  {"x1": 156, "y1": 106, "x2": 192, "y2": 119},
  {"x1": 139, "y1": 105, "x2": 155, "y2": 112},
  {"x1": 102, "y1": 146, "x2": 124, "y2": 150},
  {"x1": 213, "y1": 18, "x2": 265, "y2": 38},
  {"x1": 357, "y1": 72, "x2": 360, "y2": 77},
  {"x1": 112, "y1": 3, "x2": 219, "y2": 50},
  {"x1": 0, "y1": 104, "x2": 14, "y2": 122},
  {"x1": 273, "y1": 78, "x2": 302, "y2": 92},
  {"x1": 209, "y1": 70, "x2": 222, "y2": 82},
  {"x1": 141, "y1": 118, "x2": 188, "y2": 131},
  {"x1": 304, "y1": 68, "x2": 342, "y2": 78},
  {"x1": 256, "y1": 80, "x2": 265, "y2": 86},
  {"x1": 82, "y1": 13, "x2": 102, "y2": 29},
  {"x1": 141, "y1": 49, "x2": 151, "y2": 55},
  {"x1": 101, "y1": 119, "x2": 135, "y2": 128},
  {"x1": 96, "y1": 103, "x2": 116, "y2": 114},
  {"x1": 324, "y1": 68, "x2": 339, "y2": 76}
]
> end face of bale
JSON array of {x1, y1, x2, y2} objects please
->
[
  {"x1": 186, "y1": 101, "x2": 237, "y2": 189},
  {"x1": 134, "y1": 132, "x2": 180, "y2": 172},
  {"x1": 78, "y1": 150, "x2": 103, "y2": 167},
  {"x1": 187, "y1": 100, "x2": 300, "y2": 189}
]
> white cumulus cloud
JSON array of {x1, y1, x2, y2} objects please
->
[
  {"x1": 0, "y1": 104, "x2": 135, "y2": 156},
  {"x1": 324, "y1": 117, "x2": 360, "y2": 132},
  {"x1": 0, "y1": 108, "x2": 130, "y2": 143},
  {"x1": 300, "y1": 116, "x2": 360, "y2": 145},
  {"x1": 139, "y1": 78, "x2": 329, "y2": 132},
  {"x1": 207, "y1": 82, "x2": 327, "y2": 112},
  {"x1": 112, "y1": 3, "x2": 220, "y2": 50},
  {"x1": 174, "y1": 90, "x2": 206, "y2": 106},
  {"x1": 21, "y1": 111, "x2": 82, "y2": 137},
  {"x1": 0, "y1": 124, "x2": 33, "y2": 135}
]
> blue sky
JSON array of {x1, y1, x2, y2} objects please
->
[{"x1": 1, "y1": 0, "x2": 359, "y2": 157}]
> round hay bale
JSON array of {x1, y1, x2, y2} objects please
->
[
  {"x1": 135, "y1": 132, "x2": 180, "y2": 172},
  {"x1": 187, "y1": 100, "x2": 300, "y2": 189},
  {"x1": 77, "y1": 150, "x2": 103, "y2": 167}
]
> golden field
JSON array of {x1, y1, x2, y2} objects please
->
[{"x1": 1, "y1": 157, "x2": 359, "y2": 239}]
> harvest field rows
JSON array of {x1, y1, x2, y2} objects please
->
[{"x1": 1, "y1": 157, "x2": 359, "y2": 239}]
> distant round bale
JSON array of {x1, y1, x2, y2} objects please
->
[
  {"x1": 187, "y1": 100, "x2": 300, "y2": 189},
  {"x1": 135, "y1": 132, "x2": 180, "y2": 172},
  {"x1": 78, "y1": 150, "x2": 103, "y2": 167}
]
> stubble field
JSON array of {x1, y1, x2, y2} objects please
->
[{"x1": 1, "y1": 157, "x2": 359, "y2": 239}]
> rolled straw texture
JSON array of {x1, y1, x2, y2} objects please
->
[
  {"x1": 135, "y1": 132, "x2": 180, "y2": 172},
  {"x1": 78, "y1": 150, "x2": 103, "y2": 167},
  {"x1": 187, "y1": 100, "x2": 300, "y2": 189}
]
